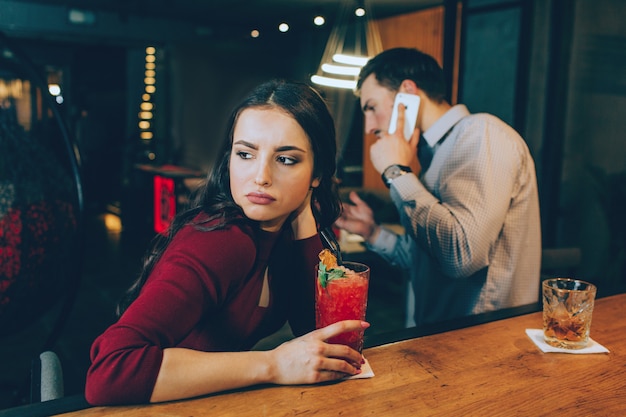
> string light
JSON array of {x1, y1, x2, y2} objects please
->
[{"x1": 139, "y1": 46, "x2": 156, "y2": 143}]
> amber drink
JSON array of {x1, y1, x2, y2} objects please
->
[
  {"x1": 542, "y1": 278, "x2": 597, "y2": 349},
  {"x1": 316, "y1": 258, "x2": 369, "y2": 353}
]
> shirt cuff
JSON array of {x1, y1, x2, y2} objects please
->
[
  {"x1": 389, "y1": 172, "x2": 425, "y2": 201},
  {"x1": 366, "y1": 226, "x2": 398, "y2": 254}
]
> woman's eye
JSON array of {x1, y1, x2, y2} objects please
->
[
  {"x1": 236, "y1": 151, "x2": 253, "y2": 160},
  {"x1": 277, "y1": 155, "x2": 297, "y2": 166}
]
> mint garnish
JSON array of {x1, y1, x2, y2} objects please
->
[{"x1": 318, "y1": 261, "x2": 346, "y2": 289}]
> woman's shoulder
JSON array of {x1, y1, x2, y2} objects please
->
[
  {"x1": 140, "y1": 216, "x2": 261, "y2": 295},
  {"x1": 172, "y1": 214, "x2": 258, "y2": 256}
]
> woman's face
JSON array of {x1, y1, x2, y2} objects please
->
[{"x1": 230, "y1": 107, "x2": 320, "y2": 232}]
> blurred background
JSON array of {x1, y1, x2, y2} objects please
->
[{"x1": 0, "y1": 0, "x2": 624, "y2": 409}]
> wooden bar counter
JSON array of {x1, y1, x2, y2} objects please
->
[{"x1": 10, "y1": 293, "x2": 626, "y2": 416}]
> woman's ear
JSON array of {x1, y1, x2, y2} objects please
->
[{"x1": 310, "y1": 177, "x2": 321, "y2": 189}]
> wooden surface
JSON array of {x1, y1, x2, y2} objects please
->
[{"x1": 54, "y1": 293, "x2": 626, "y2": 416}]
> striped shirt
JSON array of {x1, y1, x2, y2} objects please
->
[{"x1": 368, "y1": 104, "x2": 541, "y2": 327}]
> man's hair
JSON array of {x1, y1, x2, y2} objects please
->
[{"x1": 357, "y1": 48, "x2": 447, "y2": 102}]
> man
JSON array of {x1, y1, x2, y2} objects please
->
[{"x1": 335, "y1": 48, "x2": 541, "y2": 327}]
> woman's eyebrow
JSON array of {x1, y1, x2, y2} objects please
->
[
  {"x1": 234, "y1": 140, "x2": 306, "y2": 153},
  {"x1": 233, "y1": 140, "x2": 306, "y2": 152},
  {"x1": 275, "y1": 145, "x2": 306, "y2": 153},
  {"x1": 233, "y1": 139, "x2": 257, "y2": 149}
]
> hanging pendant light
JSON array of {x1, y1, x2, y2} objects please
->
[{"x1": 311, "y1": 0, "x2": 382, "y2": 90}]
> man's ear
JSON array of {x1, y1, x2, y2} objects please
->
[{"x1": 399, "y1": 79, "x2": 419, "y2": 95}]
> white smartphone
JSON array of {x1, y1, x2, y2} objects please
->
[{"x1": 388, "y1": 93, "x2": 420, "y2": 141}]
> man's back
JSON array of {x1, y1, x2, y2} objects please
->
[{"x1": 376, "y1": 107, "x2": 541, "y2": 326}]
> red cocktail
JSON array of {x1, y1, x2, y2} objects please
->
[{"x1": 315, "y1": 260, "x2": 370, "y2": 352}]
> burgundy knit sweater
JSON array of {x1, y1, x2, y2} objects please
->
[{"x1": 85, "y1": 219, "x2": 322, "y2": 405}]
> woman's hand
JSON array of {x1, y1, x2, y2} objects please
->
[{"x1": 267, "y1": 320, "x2": 369, "y2": 385}]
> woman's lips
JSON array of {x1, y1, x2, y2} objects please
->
[{"x1": 246, "y1": 192, "x2": 275, "y2": 205}]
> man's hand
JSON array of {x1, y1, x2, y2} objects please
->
[
  {"x1": 370, "y1": 102, "x2": 420, "y2": 174},
  {"x1": 335, "y1": 191, "x2": 380, "y2": 243}
]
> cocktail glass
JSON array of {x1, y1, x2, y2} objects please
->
[{"x1": 315, "y1": 261, "x2": 369, "y2": 353}]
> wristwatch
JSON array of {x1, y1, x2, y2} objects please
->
[{"x1": 381, "y1": 164, "x2": 412, "y2": 188}]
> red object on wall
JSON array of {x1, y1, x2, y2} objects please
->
[{"x1": 153, "y1": 175, "x2": 175, "y2": 234}]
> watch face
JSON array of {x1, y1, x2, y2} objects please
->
[
  {"x1": 386, "y1": 165, "x2": 402, "y2": 179},
  {"x1": 383, "y1": 165, "x2": 411, "y2": 188},
  {"x1": 391, "y1": 166, "x2": 402, "y2": 176}
]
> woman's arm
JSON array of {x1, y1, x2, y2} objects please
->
[
  {"x1": 87, "y1": 222, "x2": 365, "y2": 406},
  {"x1": 150, "y1": 320, "x2": 368, "y2": 403}
]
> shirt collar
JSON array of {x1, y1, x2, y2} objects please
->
[{"x1": 422, "y1": 104, "x2": 469, "y2": 147}]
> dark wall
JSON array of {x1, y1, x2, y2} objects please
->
[
  {"x1": 554, "y1": 0, "x2": 626, "y2": 294},
  {"x1": 163, "y1": 32, "x2": 328, "y2": 173},
  {"x1": 4, "y1": 0, "x2": 625, "y2": 294}
]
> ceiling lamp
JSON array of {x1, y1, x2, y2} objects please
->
[{"x1": 311, "y1": 0, "x2": 382, "y2": 90}]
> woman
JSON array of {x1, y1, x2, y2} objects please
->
[{"x1": 85, "y1": 80, "x2": 368, "y2": 405}]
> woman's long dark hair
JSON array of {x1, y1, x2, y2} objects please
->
[{"x1": 117, "y1": 79, "x2": 340, "y2": 315}]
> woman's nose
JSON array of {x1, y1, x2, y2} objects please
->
[{"x1": 254, "y1": 162, "x2": 272, "y2": 187}]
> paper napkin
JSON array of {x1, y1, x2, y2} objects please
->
[
  {"x1": 344, "y1": 357, "x2": 374, "y2": 379},
  {"x1": 525, "y1": 328, "x2": 609, "y2": 354}
]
